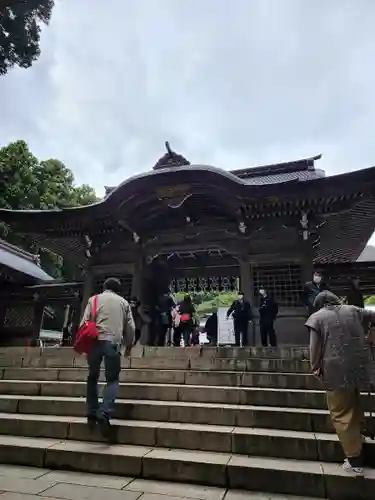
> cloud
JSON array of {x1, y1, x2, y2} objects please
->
[{"x1": 1, "y1": 0, "x2": 375, "y2": 243}]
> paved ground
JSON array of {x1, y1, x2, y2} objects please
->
[{"x1": 0, "y1": 464, "x2": 320, "y2": 499}]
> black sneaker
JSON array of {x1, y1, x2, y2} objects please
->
[
  {"x1": 98, "y1": 417, "x2": 117, "y2": 443},
  {"x1": 86, "y1": 415, "x2": 98, "y2": 432}
]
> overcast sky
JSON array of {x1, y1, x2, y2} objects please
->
[{"x1": 1, "y1": 0, "x2": 375, "y2": 242}]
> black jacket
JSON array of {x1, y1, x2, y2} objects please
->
[
  {"x1": 302, "y1": 281, "x2": 330, "y2": 314},
  {"x1": 205, "y1": 313, "x2": 218, "y2": 342},
  {"x1": 158, "y1": 294, "x2": 176, "y2": 313},
  {"x1": 259, "y1": 295, "x2": 278, "y2": 321},
  {"x1": 179, "y1": 300, "x2": 195, "y2": 316},
  {"x1": 227, "y1": 300, "x2": 253, "y2": 323}
]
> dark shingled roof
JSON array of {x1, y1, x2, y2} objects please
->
[
  {"x1": 231, "y1": 154, "x2": 324, "y2": 184},
  {"x1": 104, "y1": 153, "x2": 323, "y2": 196}
]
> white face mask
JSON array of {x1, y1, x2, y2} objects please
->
[
  {"x1": 238, "y1": 295, "x2": 244, "y2": 301},
  {"x1": 259, "y1": 289, "x2": 266, "y2": 296},
  {"x1": 313, "y1": 275, "x2": 322, "y2": 284}
]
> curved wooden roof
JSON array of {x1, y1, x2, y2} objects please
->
[
  {"x1": 1, "y1": 161, "x2": 374, "y2": 222},
  {"x1": 1, "y1": 160, "x2": 375, "y2": 264}
]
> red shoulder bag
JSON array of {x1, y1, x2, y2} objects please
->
[{"x1": 73, "y1": 296, "x2": 99, "y2": 355}]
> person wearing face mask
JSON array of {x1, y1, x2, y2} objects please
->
[
  {"x1": 226, "y1": 291, "x2": 253, "y2": 346},
  {"x1": 302, "y1": 271, "x2": 330, "y2": 315},
  {"x1": 258, "y1": 287, "x2": 279, "y2": 347}
]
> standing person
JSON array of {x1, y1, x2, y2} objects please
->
[
  {"x1": 258, "y1": 287, "x2": 278, "y2": 347},
  {"x1": 130, "y1": 297, "x2": 142, "y2": 345},
  {"x1": 305, "y1": 290, "x2": 375, "y2": 475},
  {"x1": 156, "y1": 291, "x2": 176, "y2": 346},
  {"x1": 346, "y1": 277, "x2": 364, "y2": 308},
  {"x1": 205, "y1": 311, "x2": 218, "y2": 346},
  {"x1": 130, "y1": 297, "x2": 150, "y2": 345},
  {"x1": 302, "y1": 271, "x2": 330, "y2": 315},
  {"x1": 226, "y1": 291, "x2": 253, "y2": 347},
  {"x1": 173, "y1": 295, "x2": 196, "y2": 346},
  {"x1": 82, "y1": 277, "x2": 135, "y2": 440}
]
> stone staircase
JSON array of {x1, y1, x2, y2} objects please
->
[{"x1": 0, "y1": 346, "x2": 374, "y2": 499}]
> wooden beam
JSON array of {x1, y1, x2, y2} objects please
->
[
  {"x1": 30, "y1": 300, "x2": 44, "y2": 346},
  {"x1": 170, "y1": 265, "x2": 239, "y2": 278},
  {"x1": 80, "y1": 268, "x2": 94, "y2": 317},
  {"x1": 92, "y1": 263, "x2": 134, "y2": 276},
  {"x1": 131, "y1": 253, "x2": 144, "y2": 300},
  {"x1": 239, "y1": 260, "x2": 254, "y2": 305}
]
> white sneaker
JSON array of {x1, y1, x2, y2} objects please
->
[{"x1": 342, "y1": 458, "x2": 364, "y2": 476}]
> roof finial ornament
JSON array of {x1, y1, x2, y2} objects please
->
[{"x1": 153, "y1": 142, "x2": 191, "y2": 170}]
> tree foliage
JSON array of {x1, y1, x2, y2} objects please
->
[
  {"x1": 0, "y1": 140, "x2": 98, "y2": 210},
  {"x1": 365, "y1": 296, "x2": 375, "y2": 306},
  {"x1": 0, "y1": 0, "x2": 54, "y2": 76},
  {"x1": 174, "y1": 291, "x2": 237, "y2": 314},
  {"x1": 0, "y1": 140, "x2": 98, "y2": 278}
]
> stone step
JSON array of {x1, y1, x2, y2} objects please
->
[
  {"x1": 0, "y1": 355, "x2": 311, "y2": 373},
  {"x1": 1, "y1": 394, "x2": 374, "y2": 434},
  {"x1": 1, "y1": 379, "x2": 375, "y2": 410},
  {"x1": 0, "y1": 434, "x2": 373, "y2": 498},
  {"x1": 0, "y1": 345, "x2": 309, "y2": 362},
  {"x1": 0, "y1": 411, "x2": 374, "y2": 464},
  {"x1": 130, "y1": 358, "x2": 311, "y2": 373},
  {"x1": 136, "y1": 346, "x2": 309, "y2": 360},
  {"x1": 0, "y1": 367, "x2": 321, "y2": 389}
]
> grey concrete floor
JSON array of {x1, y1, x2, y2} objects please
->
[{"x1": 0, "y1": 464, "x2": 321, "y2": 500}]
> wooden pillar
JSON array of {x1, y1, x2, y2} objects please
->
[
  {"x1": 131, "y1": 254, "x2": 144, "y2": 300},
  {"x1": 0, "y1": 303, "x2": 6, "y2": 331},
  {"x1": 30, "y1": 295, "x2": 44, "y2": 347},
  {"x1": 71, "y1": 293, "x2": 82, "y2": 342},
  {"x1": 299, "y1": 212, "x2": 315, "y2": 285},
  {"x1": 61, "y1": 304, "x2": 71, "y2": 346},
  {"x1": 239, "y1": 258, "x2": 256, "y2": 346},
  {"x1": 239, "y1": 259, "x2": 254, "y2": 305},
  {"x1": 80, "y1": 268, "x2": 94, "y2": 317},
  {"x1": 300, "y1": 243, "x2": 314, "y2": 285}
]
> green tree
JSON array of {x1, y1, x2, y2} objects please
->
[
  {"x1": 174, "y1": 290, "x2": 237, "y2": 316},
  {"x1": 33, "y1": 159, "x2": 76, "y2": 209},
  {"x1": 0, "y1": 140, "x2": 39, "y2": 210},
  {"x1": 70, "y1": 183, "x2": 98, "y2": 207},
  {"x1": 0, "y1": 141, "x2": 98, "y2": 211},
  {"x1": 33, "y1": 159, "x2": 98, "y2": 209},
  {"x1": 0, "y1": 0, "x2": 54, "y2": 76},
  {"x1": 0, "y1": 140, "x2": 99, "y2": 278}
]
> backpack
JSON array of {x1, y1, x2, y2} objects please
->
[{"x1": 73, "y1": 296, "x2": 99, "y2": 355}]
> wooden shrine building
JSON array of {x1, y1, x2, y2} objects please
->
[
  {"x1": 1, "y1": 143, "x2": 375, "y2": 344},
  {"x1": 0, "y1": 239, "x2": 54, "y2": 344}
]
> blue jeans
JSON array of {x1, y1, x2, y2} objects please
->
[{"x1": 86, "y1": 340, "x2": 121, "y2": 421}]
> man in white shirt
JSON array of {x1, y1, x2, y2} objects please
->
[{"x1": 81, "y1": 277, "x2": 135, "y2": 440}]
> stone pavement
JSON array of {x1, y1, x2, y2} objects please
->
[{"x1": 0, "y1": 464, "x2": 321, "y2": 499}]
